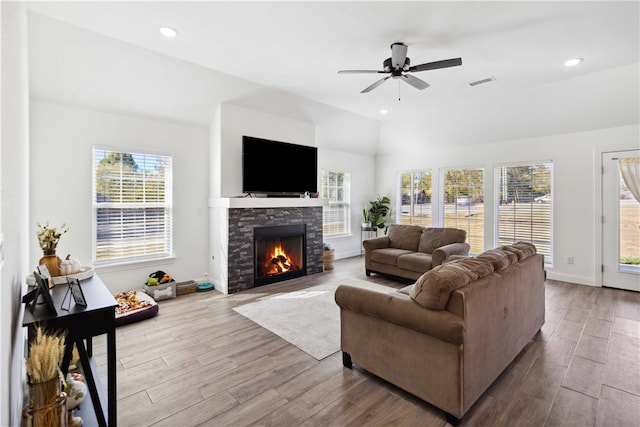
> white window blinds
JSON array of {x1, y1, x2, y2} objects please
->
[
  {"x1": 93, "y1": 148, "x2": 173, "y2": 264},
  {"x1": 496, "y1": 162, "x2": 552, "y2": 261},
  {"x1": 321, "y1": 170, "x2": 350, "y2": 236}
]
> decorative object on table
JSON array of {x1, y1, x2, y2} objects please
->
[
  {"x1": 59, "y1": 255, "x2": 81, "y2": 277},
  {"x1": 23, "y1": 326, "x2": 68, "y2": 427},
  {"x1": 36, "y1": 222, "x2": 69, "y2": 277},
  {"x1": 323, "y1": 242, "x2": 335, "y2": 270},
  {"x1": 114, "y1": 290, "x2": 158, "y2": 326},
  {"x1": 64, "y1": 372, "x2": 87, "y2": 427},
  {"x1": 143, "y1": 270, "x2": 176, "y2": 301},
  {"x1": 30, "y1": 271, "x2": 58, "y2": 316},
  {"x1": 60, "y1": 278, "x2": 87, "y2": 312}
]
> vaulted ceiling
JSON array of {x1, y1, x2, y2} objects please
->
[{"x1": 26, "y1": 1, "x2": 639, "y2": 154}]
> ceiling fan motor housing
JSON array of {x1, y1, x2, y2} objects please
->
[{"x1": 383, "y1": 57, "x2": 410, "y2": 76}]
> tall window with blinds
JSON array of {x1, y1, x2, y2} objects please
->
[
  {"x1": 399, "y1": 170, "x2": 432, "y2": 226},
  {"x1": 441, "y1": 168, "x2": 484, "y2": 254},
  {"x1": 496, "y1": 162, "x2": 552, "y2": 262},
  {"x1": 321, "y1": 170, "x2": 350, "y2": 236},
  {"x1": 93, "y1": 148, "x2": 173, "y2": 264}
]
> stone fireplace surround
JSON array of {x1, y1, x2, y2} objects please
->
[{"x1": 209, "y1": 198, "x2": 325, "y2": 294}]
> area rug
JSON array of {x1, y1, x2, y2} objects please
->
[{"x1": 232, "y1": 279, "x2": 399, "y2": 360}]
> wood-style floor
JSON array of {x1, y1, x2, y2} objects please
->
[{"x1": 94, "y1": 257, "x2": 640, "y2": 426}]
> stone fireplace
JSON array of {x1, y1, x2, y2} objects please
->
[{"x1": 209, "y1": 198, "x2": 325, "y2": 294}]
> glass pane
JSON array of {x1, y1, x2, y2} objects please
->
[
  {"x1": 619, "y1": 171, "x2": 640, "y2": 267},
  {"x1": 442, "y1": 169, "x2": 484, "y2": 254},
  {"x1": 399, "y1": 171, "x2": 432, "y2": 226}
]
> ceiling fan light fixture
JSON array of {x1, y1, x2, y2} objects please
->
[
  {"x1": 564, "y1": 58, "x2": 583, "y2": 67},
  {"x1": 159, "y1": 26, "x2": 178, "y2": 38}
]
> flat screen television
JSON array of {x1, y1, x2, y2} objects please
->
[{"x1": 242, "y1": 136, "x2": 318, "y2": 196}]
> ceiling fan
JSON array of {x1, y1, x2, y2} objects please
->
[{"x1": 338, "y1": 42, "x2": 462, "y2": 93}]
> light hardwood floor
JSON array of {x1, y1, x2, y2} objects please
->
[{"x1": 94, "y1": 257, "x2": 640, "y2": 426}]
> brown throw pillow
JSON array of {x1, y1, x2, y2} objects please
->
[
  {"x1": 410, "y1": 263, "x2": 473, "y2": 310},
  {"x1": 476, "y1": 249, "x2": 510, "y2": 271}
]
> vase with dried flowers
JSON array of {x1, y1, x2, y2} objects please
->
[
  {"x1": 37, "y1": 222, "x2": 69, "y2": 277},
  {"x1": 23, "y1": 327, "x2": 68, "y2": 427}
]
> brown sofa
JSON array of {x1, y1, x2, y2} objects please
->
[
  {"x1": 364, "y1": 224, "x2": 470, "y2": 280},
  {"x1": 336, "y1": 242, "x2": 545, "y2": 424}
]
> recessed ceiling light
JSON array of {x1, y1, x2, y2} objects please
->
[
  {"x1": 159, "y1": 26, "x2": 178, "y2": 38},
  {"x1": 380, "y1": 109, "x2": 388, "y2": 115},
  {"x1": 564, "y1": 58, "x2": 583, "y2": 67}
]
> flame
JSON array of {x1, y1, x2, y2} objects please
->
[{"x1": 264, "y1": 243, "x2": 297, "y2": 275}]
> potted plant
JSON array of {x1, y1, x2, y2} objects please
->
[{"x1": 365, "y1": 195, "x2": 391, "y2": 230}]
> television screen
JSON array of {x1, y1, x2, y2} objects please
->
[{"x1": 242, "y1": 136, "x2": 318, "y2": 196}]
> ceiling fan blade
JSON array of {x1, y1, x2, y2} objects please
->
[
  {"x1": 391, "y1": 43, "x2": 408, "y2": 69},
  {"x1": 409, "y1": 57, "x2": 462, "y2": 73},
  {"x1": 361, "y1": 76, "x2": 391, "y2": 93},
  {"x1": 401, "y1": 74, "x2": 430, "y2": 90},
  {"x1": 338, "y1": 70, "x2": 386, "y2": 74}
]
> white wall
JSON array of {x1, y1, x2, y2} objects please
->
[
  {"x1": 318, "y1": 148, "x2": 376, "y2": 259},
  {"x1": 29, "y1": 102, "x2": 210, "y2": 293},
  {"x1": 376, "y1": 124, "x2": 639, "y2": 286},
  {"x1": 1, "y1": 2, "x2": 30, "y2": 424}
]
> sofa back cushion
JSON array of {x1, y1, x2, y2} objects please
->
[
  {"x1": 418, "y1": 227, "x2": 467, "y2": 254},
  {"x1": 476, "y1": 249, "x2": 511, "y2": 271},
  {"x1": 511, "y1": 241, "x2": 537, "y2": 259},
  {"x1": 410, "y1": 263, "x2": 475, "y2": 310},
  {"x1": 388, "y1": 224, "x2": 423, "y2": 251}
]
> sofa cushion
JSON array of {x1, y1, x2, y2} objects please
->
[
  {"x1": 387, "y1": 224, "x2": 423, "y2": 251},
  {"x1": 410, "y1": 263, "x2": 474, "y2": 310},
  {"x1": 454, "y1": 257, "x2": 495, "y2": 280},
  {"x1": 512, "y1": 241, "x2": 537, "y2": 259},
  {"x1": 418, "y1": 227, "x2": 467, "y2": 254},
  {"x1": 397, "y1": 252, "x2": 433, "y2": 273},
  {"x1": 370, "y1": 248, "x2": 415, "y2": 266},
  {"x1": 500, "y1": 245, "x2": 525, "y2": 260},
  {"x1": 476, "y1": 249, "x2": 510, "y2": 272}
]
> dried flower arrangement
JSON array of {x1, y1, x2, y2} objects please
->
[
  {"x1": 26, "y1": 326, "x2": 66, "y2": 384},
  {"x1": 36, "y1": 222, "x2": 69, "y2": 255}
]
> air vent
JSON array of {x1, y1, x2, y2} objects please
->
[{"x1": 469, "y1": 76, "x2": 496, "y2": 87}]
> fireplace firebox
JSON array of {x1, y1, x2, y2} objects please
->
[{"x1": 254, "y1": 224, "x2": 306, "y2": 286}]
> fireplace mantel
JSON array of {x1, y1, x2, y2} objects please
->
[{"x1": 208, "y1": 197, "x2": 327, "y2": 209}]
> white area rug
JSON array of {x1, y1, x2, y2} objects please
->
[{"x1": 232, "y1": 279, "x2": 398, "y2": 360}]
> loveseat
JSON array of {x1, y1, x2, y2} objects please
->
[
  {"x1": 364, "y1": 224, "x2": 470, "y2": 280},
  {"x1": 335, "y1": 242, "x2": 545, "y2": 424}
]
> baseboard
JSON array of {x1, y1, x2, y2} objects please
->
[
  {"x1": 546, "y1": 271, "x2": 596, "y2": 287},
  {"x1": 335, "y1": 249, "x2": 362, "y2": 260}
]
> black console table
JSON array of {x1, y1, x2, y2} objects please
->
[{"x1": 23, "y1": 274, "x2": 117, "y2": 427}]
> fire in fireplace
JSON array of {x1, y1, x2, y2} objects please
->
[{"x1": 254, "y1": 224, "x2": 306, "y2": 286}]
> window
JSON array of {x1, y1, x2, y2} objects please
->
[
  {"x1": 93, "y1": 148, "x2": 173, "y2": 264},
  {"x1": 496, "y1": 162, "x2": 552, "y2": 261},
  {"x1": 441, "y1": 168, "x2": 484, "y2": 254},
  {"x1": 398, "y1": 171, "x2": 432, "y2": 226},
  {"x1": 321, "y1": 170, "x2": 350, "y2": 236}
]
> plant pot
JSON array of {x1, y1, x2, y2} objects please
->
[{"x1": 39, "y1": 253, "x2": 62, "y2": 277}]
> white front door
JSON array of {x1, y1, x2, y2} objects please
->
[{"x1": 602, "y1": 150, "x2": 640, "y2": 291}]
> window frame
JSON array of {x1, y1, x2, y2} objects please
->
[
  {"x1": 494, "y1": 160, "x2": 553, "y2": 265},
  {"x1": 92, "y1": 146, "x2": 174, "y2": 266},
  {"x1": 321, "y1": 169, "x2": 351, "y2": 237}
]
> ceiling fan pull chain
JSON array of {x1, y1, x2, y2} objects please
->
[{"x1": 398, "y1": 80, "x2": 401, "y2": 101}]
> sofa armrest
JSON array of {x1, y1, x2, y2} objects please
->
[
  {"x1": 432, "y1": 242, "x2": 471, "y2": 267},
  {"x1": 335, "y1": 285, "x2": 464, "y2": 345},
  {"x1": 363, "y1": 236, "x2": 390, "y2": 252}
]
